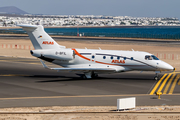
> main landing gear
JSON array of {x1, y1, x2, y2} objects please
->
[{"x1": 81, "y1": 71, "x2": 98, "y2": 79}]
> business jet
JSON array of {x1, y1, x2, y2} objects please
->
[{"x1": 18, "y1": 24, "x2": 174, "y2": 80}]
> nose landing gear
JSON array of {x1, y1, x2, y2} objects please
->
[
  {"x1": 174, "y1": 68, "x2": 176, "y2": 72},
  {"x1": 154, "y1": 71, "x2": 160, "y2": 80},
  {"x1": 154, "y1": 74, "x2": 158, "y2": 81}
]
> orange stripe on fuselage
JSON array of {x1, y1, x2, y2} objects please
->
[
  {"x1": 95, "y1": 61, "x2": 119, "y2": 66},
  {"x1": 72, "y1": 48, "x2": 125, "y2": 66},
  {"x1": 72, "y1": 48, "x2": 91, "y2": 61}
]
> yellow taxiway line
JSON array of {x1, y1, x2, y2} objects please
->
[
  {"x1": 0, "y1": 74, "x2": 29, "y2": 77},
  {"x1": 0, "y1": 59, "x2": 56, "y2": 66},
  {"x1": 169, "y1": 74, "x2": 180, "y2": 94},
  {"x1": 0, "y1": 59, "x2": 40, "y2": 64},
  {"x1": 163, "y1": 74, "x2": 176, "y2": 94},
  {"x1": 1, "y1": 93, "x2": 180, "y2": 101},
  {"x1": 157, "y1": 73, "x2": 172, "y2": 92},
  {"x1": 0, "y1": 94, "x2": 149, "y2": 100},
  {"x1": 150, "y1": 73, "x2": 180, "y2": 95},
  {"x1": 149, "y1": 74, "x2": 167, "y2": 95},
  {"x1": 178, "y1": 80, "x2": 180, "y2": 85}
]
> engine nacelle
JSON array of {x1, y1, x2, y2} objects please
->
[{"x1": 30, "y1": 49, "x2": 74, "y2": 61}]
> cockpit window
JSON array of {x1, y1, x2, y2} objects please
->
[
  {"x1": 145, "y1": 55, "x2": 159, "y2": 60},
  {"x1": 151, "y1": 55, "x2": 159, "y2": 60},
  {"x1": 145, "y1": 55, "x2": 152, "y2": 60}
]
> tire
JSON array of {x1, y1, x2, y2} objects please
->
[
  {"x1": 154, "y1": 76, "x2": 158, "y2": 81},
  {"x1": 92, "y1": 73, "x2": 98, "y2": 78},
  {"x1": 82, "y1": 75, "x2": 87, "y2": 79}
]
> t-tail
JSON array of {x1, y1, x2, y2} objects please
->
[{"x1": 18, "y1": 24, "x2": 65, "y2": 49}]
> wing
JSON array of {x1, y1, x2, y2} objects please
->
[{"x1": 40, "y1": 60, "x2": 116, "y2": 72}]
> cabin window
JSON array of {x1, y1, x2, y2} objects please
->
[
  {"x1": 131, "y1": 57, "x2": 133, "y2": 60},
  {"x1": 110, "y1": 56, "x2": 113, "y2": 59},
  {"x1": 117, "y1": 56, "x2": 120, "y2": 60},
  {"x1": 92, "y1": 55, "x2": 95, "y2": 59},
  {"x1": 124, "y1": 57, "x2": 126, "y2": 60},
  {"x1": 103, "y1": 56, "x2": 106, "y2": 59}
]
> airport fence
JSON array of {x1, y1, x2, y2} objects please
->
[
  {"x1": 0, "y1": 29, "x2": 180, "y2": 39},
  {"x1": 0, "y1": 43, "x2": 179, "y2": 60},
  {"x1": 153, "y1": 53, "x2": 178, "y2": 60},
  {"x1": 0, "y1": 44, "x2": 34, "y2": 50}
]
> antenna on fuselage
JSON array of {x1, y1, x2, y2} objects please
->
[
  {"x1": 99, "y1": 47, "x2": 101, "y2": 50},
  {"x1": 132, "y1": 49, "x2": 134, "y2": 51}
]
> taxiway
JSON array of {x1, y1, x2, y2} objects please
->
[{"x1": 0, "y1": 56, "x2": 180, "y2": 108}]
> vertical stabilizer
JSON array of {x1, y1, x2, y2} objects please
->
[{"x1": 18, "y1": 24, "x2": 63, "y2": 49}]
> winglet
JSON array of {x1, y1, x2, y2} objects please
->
[{"x1": 39, "y1": 59, "x2": 49, "y2": 69}]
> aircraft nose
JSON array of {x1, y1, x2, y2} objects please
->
[
  {"x1": 165, "y1": 63, "x2": 174, "y2": 70},
  {"x1": 157, "y1": 61, "x2": 174, "y2": 71}
]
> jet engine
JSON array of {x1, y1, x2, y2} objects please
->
[{"x1": 30, "y1": 49, "x2": 74, "y2": 61}]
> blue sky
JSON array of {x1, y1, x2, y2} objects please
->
[{"x1": 1, "y1": 0, "x2": 180, "y2": 18}]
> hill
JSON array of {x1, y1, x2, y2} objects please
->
[{"x1": 0, "y1": 6, "x2": 28, "y2": 15}]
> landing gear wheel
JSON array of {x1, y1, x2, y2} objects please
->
[
  {"x1": 94, "y1": 73, "x2": 98, "y2": 77},
  {"x1": 91, "y1": 73, "x2": 98, "y2": 78},
  {"x1": 82, "y1": 75, "x2": 87, "y2": 79},
  {"x1": 154, "y1": 72, "x2": 159, "y2": 81},
  {"x1": 154, "y1": 76, "x2": 158, "y2": 81}
]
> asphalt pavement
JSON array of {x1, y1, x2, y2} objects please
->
[{"x1": 0, "y1": 56, "x2": 179, "y2": 108}]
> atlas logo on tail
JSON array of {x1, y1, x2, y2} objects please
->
[{"x1": 42, "y1": 41, "x2": 54, "y2": 45}]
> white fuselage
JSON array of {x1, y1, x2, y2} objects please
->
[
  {"x1": 18, "y1": 24, "x2": 174, "y2": 78},
  {"x1": 42, "y1": 48, "x2": 174, "y2": 73}
]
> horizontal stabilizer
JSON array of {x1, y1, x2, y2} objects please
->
[
  {"x1": 17, "y1": 24, "x2": 38, "y2": 29},
  {"x1": 39, "y1": 59, "x2": 49, "y2": 69}
]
